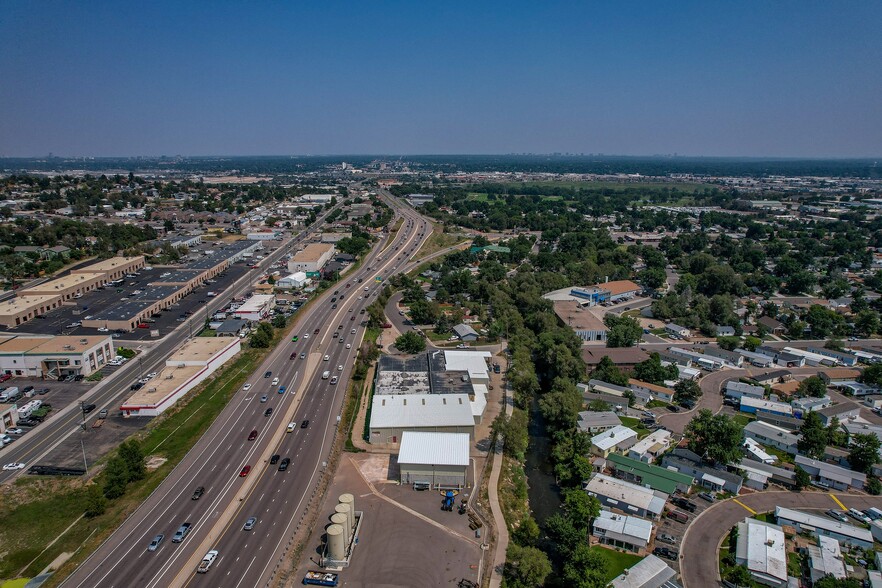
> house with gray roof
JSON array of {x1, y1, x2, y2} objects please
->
[
  {"x1": 794, "y1": 455, "x2": 866, "y2": 491},
  {"x1": 452, "y1": 323, "x2": 478, "y2": 342}
]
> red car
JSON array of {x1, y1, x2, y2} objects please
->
[
  {"x1": 248, "y1": 429, "x2": 258, "y2": 441},
  {"x1": 239, "y1": 465, "x2": 251, "y2": 477},
  {"x1": 0, "y1": 374, "x2": 11, "y2": 382},
  {"x1": 137, "y1": 323, "x2": 149, "y2": 329}
]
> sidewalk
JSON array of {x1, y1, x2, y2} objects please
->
[{"x1": 487, "y1": 361, "x2": 513, "y2": 588}]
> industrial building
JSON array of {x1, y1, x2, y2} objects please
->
[
  {"x1": 735, "y1": 518, "x2": 788, "y2": 588},
  {"x1": 592, "y1": 510, "x2": 653, "y2": 553},
  {"x1": 774, "y1": 507, "x2": 874, "y2": 548},
  {"x1": 396, "y1": 431, "x2": 470, "y2": 489},
  {"x1": 72, "y1": 256, "x2": 145, "y2": 281},
  {"x1": 582, "y1": 473, "x2": 669, "y2": 519},
  {"x1": 287, "y1": 243, "x2": 335, "y2": 273},
  {"x1": 569, "y1": 280, "x2": 641, "y2": 306},
  {"x1": 0, "y1": 335, "x2": 114, "y2": 378},
  {"x1": 368, "y1": 394, "x2": 475, "y2": 444},
  {"x1": 552, "y1": 300, "x2": 608, "y2": 342},
  {"x1": 232, "y1": 294, "x2": 275, "y2": 321},
  {"x1": 120, "y1": 337, "x2": 241, "y2": 417},
  {"x1": 276, "y1": 272, "x2": 309, "y2": 289},
  {"x1": 0, "y1": 294, "x2": 64, "y2": 329}
]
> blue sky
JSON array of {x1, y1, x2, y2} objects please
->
[{"x1": 1, "y1": 1, "x2": 880, "y2": 157}]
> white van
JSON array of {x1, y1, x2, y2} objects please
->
[{"x1": 321, "y1": 371, "x2": 330, "y2": 380}]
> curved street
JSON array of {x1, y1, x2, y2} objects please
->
[{"x1": 681, "y1": 490, "x2": 882, "y2": 587}]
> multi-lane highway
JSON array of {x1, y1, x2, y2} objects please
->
[
  {"x1": 61, "y1": 196, "x2": 432, "y2": 588},
  {"x1": 0, "y1": 211, "x2": 338, "y2": 484}
]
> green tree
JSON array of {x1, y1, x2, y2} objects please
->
[
  {"x1": 119, "y1": 440, "x2": 145, "y2": 482},
  {"x1": 855, "y1": 310, "x2": 881, "y2": 337},
  {"x1": 408, "y1": 299, "x2": 440, "y2": 325},
  {"x1": 794, "y1": 465, "x2": 811, "y2": 491},
  {"x1": 634, "y1": 353, "x2": 678, "y2": 385},
  {"x1": 394, "y1": 331, "x2": 426, "y2": 354},
  {"x1": 84, "y1": 484, "x2": 108, "y2": 518},
  {"x1": 562, "y1": 489, "x2": 601, "y2": 533},
  {"x1": 716, "y1": 335, "x2": 741, "y2": 351},
  {"x1": 684, "y1": 409, "x2": 744, "y2": 464},
  {"x1": 511, "y1": 516, "x2": 540, "y2": 547},
  {"x1": 727, "y1": 565, "x2": 753, "y2": 586},
  {"x1": 812, "y1": 576, "x2": 861, "y2": 588},
  {"x1": 545, "y1": 512, "x2": 584, "y2": 557},
  {"x1": 562, "y1": 544, "x2": 609, "y2": 588},
  {"x1": 797, "y1": 411, "x2": 829, "y2": 459},
  {"x1": 797, "y1": 376, "x2": 828, "y2": 398},
  {"x1": 503, "y1": 544, "x2": 551, "y2": 588},
  {"x1": 491, "y1": 410, "x2": 529, "y2": 460},
  {"x1": 589, "y1": 356, "x2": 629, "y2": 386},
  {"x1": 271, "y1": 314, "x2": 287, "y2": 329},
  {"x1": 587, "y1": 398, "x2": 612, "y2": 412},
  {"x1": 674, "y1": 379, "x2": 702, "y2": 405},
  {"x1": 861, "y1": 364, "x2": 882, "y2": 386},
  {"x1": 742, "y1": 336, "x2": 762, "y2": 352},
  {"x1": 103, "y1": 456, "x2": 130, "y2": 499},
  {"x1": 848, "y1": 433, "x2": 881, "y2": 474},
  {"x1": 603, "y1": 314, "x2": 643, "y2": 348},
  {"x1": 249, "y1": 322, "x2": 274, "y2": 348},
  {"x1": 866, "y1": 476, "x2": 882, "y2": 496}
]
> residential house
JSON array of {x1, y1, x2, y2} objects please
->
[
  {"x1": 664, "y1": 323, "x2": 691, "y2": 338},
  {"x1": 775, "y1": 507, "x2": 873, "y2": 548},
  {"x1": 815, "y1": 402, "x2": 861, "y2": 426},
  {"x1": 716, "y1": 325, "x2": 736, "y2": 337},
  {"x1": 807, "y1": 536, "x2": 847, "y2": 583},
  {"x1": 625, "y1": 430, "x2": 673, "y2": 464},
  {"x1": 590, "y1": 425, "x2": 638, "y2": 458},
  {"x1": 743, "y1": 421, "x2": 800, "y2": 455},
  {"x1": 582, "y1": 473, "x2": 669, "y2": 519},
  {"x1": 725, "y1": 381, "x2": 765, "y2": 400},
  {"x1": 592, "y1": 510, "x2": 653, "y2": 554},
  {"x1": 757, "y1": 346, "x2": 806, "y2": 368},
  {"x1": 661, "y1": 449, "x2": 743, "y2": 494},
  {"x1": 739, "y1": 396, "x2": 793, "y2": 417},
  {"x1": 735, "y1": 518, "x2": 788, "y2": 588},
  {"x1": 736, "y1": 459, "x2": 797, "y2": 490},
  {"x1": 577, "y1": 411, "x2": 621, "y2": 434},
  {"x1": 794, "y1": 455, "x2": 866, "y2": 491},
  {"x1": 819, "y1": 368, "x2": 862, "y2": 385},
  {"x1": 701, "y1": 346, "x2": 744, "y2": 367},
  {"x1": 609, "y1": 554, "x2": 679, "y2": 588},
  {"x1": 753, "y1": 370, "x2": 792, "y2": 386},
  {"x1": 452, "y1": 323, "x2": 479, "y2": 342},
  {"x1": 736, "y1": 348, "x2": 775, "y2": 368},
  {"x1": 757, "y1": 316, "x2": 785, "y2": 335},
  {"x1": 809, "y1": 348, "x2": 859, "y2": 367},
  {"x1": 628, "y1": 379, "x2": 675, "y2": 404},
  {"x1": 742, "y1": 438, "x2": 776, "y2": 464},
  {"x1": 606, "y1": 453, "x2": 693, "y2": 493},
  {"x1": 791, "y1": 396, "x2": 832, "y2": 414}
]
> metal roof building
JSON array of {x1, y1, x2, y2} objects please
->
[
  {"x1": 775, "y1": 506, "x2": 874, "y2": 548},
  {"x1": 583, "y1": 473, "x2": 669, "y2": 519},
  {"x1": 735, "y1": 518, "x2": 788, "y2": 588},
  {"x1": 592, "y1": 510, "x2": 654, "y2": 553},
  {"x1": 609, "y1": 554, "x2": 679, "y2": 588},
  {"x1": 577, "y1": 410, "x2": 622, "y2": 434},
  {"x1": 606, "y1": 453, "x2": 693, "y2": 494},
  {"x1": 369, "y1": 393, "x2": 475, "y2": 444},
  {"x1": 590, "y1": 425, "x2": 638, "y2": 458},
  {"x1": 807, "y1": 535, "x2": 846, "y2": 583},
  {"x1": 397, "y1": 431, "x2": 470, "y2": 490}
]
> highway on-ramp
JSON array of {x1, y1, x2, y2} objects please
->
[{"x1": 60, "y1": 198, "x2": 433, "y2": 588}]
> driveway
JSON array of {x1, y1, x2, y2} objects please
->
[{"x1": 681, "y1": 490, "x2": 882, "y2": 587}]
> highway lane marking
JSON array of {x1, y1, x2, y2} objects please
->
[
  {"x1": 732, "y1": 499, "x2": 757, "y2": 515},
  {"x1": 830, "y1": 493, "x2": 847, "y2": 510}
]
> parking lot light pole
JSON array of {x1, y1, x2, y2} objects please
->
[{"x1": 138, "y1": 357, "x2": 144, "y2": 381}]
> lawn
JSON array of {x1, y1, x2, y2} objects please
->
[
  {"x1": 413, "y1": 231, "x2": 469, "y2": 261},
  {"x1": 619, "y1": 416, "x2": 651, "y2": 438},
  {"x1": 593, "y1": 546, "x2": 644, "y2": 582},
  {"x1": 731, "y1": 414, "x2": 755, "y2": 429}
]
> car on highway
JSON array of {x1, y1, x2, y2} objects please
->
[
  {"x1": 260, "y1": 395, "x2": 268, "y2": 403},
  {"x1": 264, "y1": 408, "x2": 273, "y2": 417},
  {"x1": 264, "y1": 371, "x2": 272, "y2": 378},
  {"x1": 239, "y1": 465, "x2": 251, "y2": 477},
  {"x1": 270, "y1": 454, "x2": 280, "y2": 465},
  {"x1": 172, "y1": 523, "x2": 191, "y2": 543},
  {"x1": 300, "y1": 352, "x2": 306, "y2": 359},
  {"x1": 289, "y1": 352, "x2": 297, "y2": 360},
  {"x1": 303, "y1": 333, "x2": 309, "y2": 339},
  {"x1": 248, "y1": 429, "x2": 258, "y2": 441},
  {"x1": 301, "y1": 420, "x2": 309, "y2": 428},
  {"x1": 291, "y1": 335, "x2": 299, "y2": 342},
  {"x1": 337, "y1": 364, "x2": 343, "y2": 371},
  {"x1": 324, "y1": 355, "x2": 330, "y2": 361},
  {"x1": 82, "y1": 403, "x2": 97, "y2": 414},
  {"x1": 287, "y1": 422, "x2": 296, "y2": 432},
  {"x1": 242, "y1": 383, "x2": 252, "y2": 391},
  {"x1": 278, "y1": 386, "x2": 286, "y2": 394},
  {"x1": 192, "y1": 486, "x2": 205, "y2": 500},
  {"x1": 243, "y1": 517, "x2": 257, "y2": 531},
  {"x1": 271, "y1": 377, "x2": 279, "y2": 385},
  {"x1": 345, "y1": 343, "x2": 351, "y2": 349},
  {"x1": 330, "y1": 376, "x2": 338, "y2": 385},
  {"x1": 147, "y1": 534, "x2": 164, "y2": 551},
  {"x1": 278, "y1": 458, "x2": 290, "y2": 471},
  {"x1": 314, "y1": 328, "x2": 320, "y2": 334},
  {"x1": 3, "y1": 462, "x2": 26, "y2": 471}
]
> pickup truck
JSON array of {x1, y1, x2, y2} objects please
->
[
  {"x1": 196, "y1": 550, "x2": 218, "y2": 573},
  {"x1": 303, "y1": 571, "x2": 338, "y2": 586}
]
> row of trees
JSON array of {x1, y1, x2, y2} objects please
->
[{"x1": 85, "y1": 439, "x2": 146, "y2": 517}]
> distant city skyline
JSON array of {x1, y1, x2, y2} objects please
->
[{"x1": 1, "y1": 1, "x2": 881, "y2": 158}]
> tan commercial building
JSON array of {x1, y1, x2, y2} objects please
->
[
  {"x1": 288, "y1": 243, "x2": 335, "y2": 273},
  {"x1": 0, "y1": 334, "x2": 114, "y2": 378},
  {"x1": 120, "y1": 337, "x2": 241, "y2": 417},
  {"x1": 0, "y1": 294, "x2": 63, "y2": 328},
  {"x1": 72, "y1": 256, "x2": 145, "y2": 281},
  {"x1": 21, "y1": 272, "x2": 107, "y2": 301}
]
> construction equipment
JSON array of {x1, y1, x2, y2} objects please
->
[{"x1": 442, "y1": 490, "x2": 455, "y2": 512}]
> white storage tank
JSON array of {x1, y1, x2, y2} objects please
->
[{"x1": 326, "y1": 524, "x2": 345, "y2": 561}]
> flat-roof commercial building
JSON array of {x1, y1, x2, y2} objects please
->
[
  {"x1": 120, "y1": 337, "x2": 241, "y2": 417},
  {"x1": 735, "y1": 518, "x2": 788, "y2": 588},
  {"x1": 72, "y1": 256, "x2": 145, "y2": 281},
  {"x1": 583, "y1": 473, "x2": 669, "y2": 519},
  {"x1": 22, "y1": 272, "x2": 107, "y2": 301},
  {"x1": 288, "y1": 243, "x2": 335, "y2": 273},
  {"x1": 592, "y1": 510, "x2": 654, "y2": 553},
  {"x1": 775, "y1": 506, "x2": 874, "y2": 548},
  {"x1": 232, "y1": 294, "x2": 275, "y2": 322},
  {"x1": 0, "y1": 294, "x2": 63, "y2": 328},
  {"x1": 369, "y1": 394, "x2": 475, "y2": 444},
  {"x1": 397, "y1": 431, "x2": 470, "y2": 489},
  {"x1": 553, "y1": 300, "x2": 608, "y2": 342},
  {"x1": 0, "y1": 335, "x2": 114, "y2": 378}
]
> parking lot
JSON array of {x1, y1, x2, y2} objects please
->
[
  {"x1": 652, "y1": 490, "x2": 718, "y2": 573},
  {"x1": 1, "y1": 378, "x2": 94, "y2": 435}
]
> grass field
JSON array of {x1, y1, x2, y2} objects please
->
[
  {"x1": 0, "y1": 328, "x2": 287, "y2": 586},
  {"x1": 594, "y1": 546, "x2": 644, "y2": 582},
  {"x1": 413, "y1": 230, "x2": 469, "y2": 260},
  {"x1": 619, "y1": 416, "x2": 651, "y2": 438}
]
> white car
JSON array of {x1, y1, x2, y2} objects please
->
[
  {"x1": 7, "y1": 428, "x2": 23, "y2": 435},
  {"x1": 345, "y1": 343, "x2": 351, "y2": 349},
  {"x1": 146, "y1": 372, "x2": 158, "y2": 379},
  {"x1": 97, "y1": 327, "x2": 109, "y2": 333},
  {"x1": 337, "y1": 364, "x2": 343, "y2": 371},
  {"x1": 3, "y1": 462, "x2": 25, "y2": 471},
  {"x1": 324, "y1": 355, "x2": 330, "y2": 361},
  {"x1": 303, "y1": 334, "x2": 309, "y2": 339},
  {"x1": 243, "y1": 383, "x2": 252, "y2": 391}
]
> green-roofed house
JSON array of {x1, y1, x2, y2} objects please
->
[
  {"x1": 606, "y1": 453, "x2": 694, "y2": 494},
  {"x1": 469, "y1": 245, "x2": 511, "y2": 254}
]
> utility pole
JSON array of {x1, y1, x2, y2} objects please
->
[{"x1": 78, "y1": 401, "x2": 88, "y2": 470}]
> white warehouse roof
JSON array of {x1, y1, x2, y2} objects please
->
[
  {"x1": 398, "y1": 431, "x2": 470, "y2": 467},
  {"x1": 591, "y1": 425, "x2": 638, "y2": 451},
  {"x1": 370, "y1": 394, "x2": 474, "y2": 429},
  {"x1": 775, "y1": 507, "x2": 874, "y2": 543},
  {"x1": 234, "y1": 294, "x2": 275, "y2": 314},
  {"x1": 442, "y1": 349, "x2": 491, "y2": 380},
  {"x1": 594, "y1": 510, "x2": 653, "y2": 543}
]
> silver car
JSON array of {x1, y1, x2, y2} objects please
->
[
  {"x1": 243, "y1": 517, "x2": 257, "y2": 531},
  {"x1": 148, "y1": 534, "x2": 164, "y2": 551}
]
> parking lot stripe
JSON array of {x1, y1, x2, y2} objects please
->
[
  {"x1": 732, "y1": 499, "x2": 756, "y2": 515},
  {"x1": 829, "y1": 493, "x2": 847, "y2": 510}
]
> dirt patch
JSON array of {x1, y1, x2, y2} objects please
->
[
  {"x1": 144, "y1": 456, "x2": 167, "y2": 471},
  {"x1": 356, "y1": 454, "x2": 397, "y2": 484}
]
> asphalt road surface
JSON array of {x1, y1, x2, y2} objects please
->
[
  {"x1": 0, "y1": 214, "x2": 336, "y2": 483},
  {"x1": 60, "y1": 199, "x2": 433, "y2": 588},
  {"x1": 681, "y1": 490, "x2": 882, "y2": 588}
]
